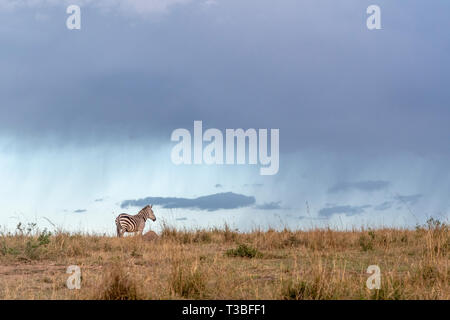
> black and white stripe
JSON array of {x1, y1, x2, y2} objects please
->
[{"x1": 115, "y1": 205, "x2": 156, "y2": 237}]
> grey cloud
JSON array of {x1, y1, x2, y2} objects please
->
[
  {"x1": 176, "y1": 217, "x2": 188, "y2": 221},
  {"x1": 214, "y1": 184, "x2": 223, "y2": 188},
  {"x1": 121, "y1": 192, "x2": 256, "y2": 212},
  {"x1": 394, "y1": 194, "x2": 423, "y2": 206},
  {"x1": 328, "y1": 181, "x2": 390, "y2": 193},
  {"x1": 374, "y1": 201, "x2": 394, "y2": 211},
  {"x1": 94, "y1": 198, "x2": 104, "y2": 202},
  {"x1": 73, "y1": 209, "x2": 87, "y2": 213},
  {"x1": 319, "y1": 205, "x2": 371, "y2": 218},
  {"x1": 367, "y1": 194, "x2": 422, "y2": 212},
  {"x1": 2, "y1": 1, "x2": 448, "y2": 158},
  {"x1": 255, "y1": 201, "x2": 282, "y2": 210}
]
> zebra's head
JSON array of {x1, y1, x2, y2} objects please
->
[{"x1": 141, "y1": 205, "x2": 156, "y2": 222}]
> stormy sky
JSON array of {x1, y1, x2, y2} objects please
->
[{"x1": 0, "y1": 0, "x2": 449, "y2": 233}]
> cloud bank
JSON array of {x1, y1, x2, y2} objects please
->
[{"x1": 121, "y1": 192, "x2": 256, "y2": 211}]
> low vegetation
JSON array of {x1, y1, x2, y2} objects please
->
[{"x1": 0, "y1": 219, "x2": 448, "y2": 299}]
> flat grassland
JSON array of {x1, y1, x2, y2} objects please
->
[{"x1": 0, "y1": 220, "x2": 448, "y2": 300}]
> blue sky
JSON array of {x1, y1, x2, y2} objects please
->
[{"x1": 0, "y1": 0, "x2": 449, "y2": 233}]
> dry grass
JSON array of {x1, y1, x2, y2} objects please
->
[{"x1": 0, "y1": 219, "x2": 448, "y2": 300}]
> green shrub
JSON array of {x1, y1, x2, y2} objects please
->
[
  {"x1": 1, "y1": 227, "x2": 51, "y2": 260},
  {"x1": 0, "y1": 241, "x2": 19, "y2": 256},
  {"x1": 225, "y1": 244, "x2": 263, "y2": 258}
]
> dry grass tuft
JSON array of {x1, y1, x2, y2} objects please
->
[
  {"x1": 169, "y1": 259, "x2": 207, "y2": 299},
  {"x1": 94, "y1": 262, "x2": 142, "y2": 300}
]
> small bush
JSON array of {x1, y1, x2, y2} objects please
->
[
  {"x1": 0, "y1": 241, "x2": 19, "y2": 256},
  {"x1": 25, "y1": 229, "x2": 52, "y2": 259},
  {"x1": 38, "y1": 229, "x2": 52, "y2": 246},
  {"x1": 359, "y1": 234, "x2": 374, "y2": 252},
  {"x1": 0, "y1": 228, "x2": 52, "y2": 260},
  {"x1": 225, "y1": 244, "x2": 263, "y2": 258}
]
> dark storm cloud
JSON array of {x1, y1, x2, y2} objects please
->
[
  {"x1": 255, "y1": 201, "x2": 282, "y2": 210},
  {"x1": 121, "y1": 192, "x2": 256, "y2": 211},
  {"x1": 318, "y1": 205, "x2": 371, "y2": 217},
  {"x1": 0, "y1": 1, "x2": 449, "y2": 157},
  {"x1": 328, "y1": 181, "x2": 390, "y2": 193}
]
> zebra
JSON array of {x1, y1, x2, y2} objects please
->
[{"x1": 115, "y1": 205, "x2": 156, "y2": 237}]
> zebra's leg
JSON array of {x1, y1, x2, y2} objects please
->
[{"x1": 116, "y1": 223, "x2": 123, "y2": 238}]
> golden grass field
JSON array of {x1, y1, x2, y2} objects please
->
[{"x1": 0, "y1": 219, "x2": 448, "y2": 300}]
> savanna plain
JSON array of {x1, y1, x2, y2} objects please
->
[{"x1": 0, "y1": 219, "x2": 448, "y2": 300}]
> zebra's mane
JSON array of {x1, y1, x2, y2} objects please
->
[{"x1": 138, "y1": 205, "x2": 151, "y2": 217}]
